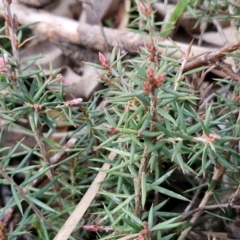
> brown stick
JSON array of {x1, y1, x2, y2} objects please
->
[
  {"x1": 177, "y1": 165, "x2": 225, "y2": 240},
  {"x1": 179, "y1": 203, "x2": 240, "y2": 222},
  {"x1": 183, "y1": 41, "x2": 240, "y2": 73},
  {"x1": 1, "y1": 2, "x2": 240, "y2": 77},
  {"x1": 0, "y1": 1, "x2": 215, "y2": 56}
]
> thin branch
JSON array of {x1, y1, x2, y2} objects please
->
[
  {"x1": 135, "y1": 82, "x2": 158, "y2": 216},
  {"x1": 2, "y1": 0, "x2": 21, "y2": 72},
  {"x1": 28, "y1": 136, "x2": 79, "y2": 189},
  {"x1": 0, "y1": 166, "x2": 51, "y2": 227},
  {"x1": 135, "y1": 145, "x2": 149, "y2": 216},
  {"x1": 1, "y1": 136, "x2": 79, "y2": 227},
  {"x1": 177, "y1": 165, "x2": 225, "y2": 240},
  {"x1": 30, "y1": 115, "x2": 64, "y2": 210},
  {"x1": 215, "y1": 60, "x2": 240, "y2": 83},
  {"x1": 179, "y1": 203, "x2": 240, "y2": 222},
  {"x1": 0, "y1": 1, "x2": 224, "y2": 57},
  {"x1": 183, "y1": 178, "x2": 205, "y2": 213},
  {"x1": 183, "y1": 40, "x2": 240, "y2": 73}
]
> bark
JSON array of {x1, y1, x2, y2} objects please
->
[
  {"x1": 0, "y1": 1, "x2": 213, "y2": 56},
  {"x1": 0, "y1": 1, "x2": 239, "y2": 76}
]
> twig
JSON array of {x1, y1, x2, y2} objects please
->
[
  {"x1": 2, "y1": 0, "x2": 21, "y2": 72},
  {"x1": 81, "y1": 0, "x2": 110, "y2": 49},
  {"x1": 30, "y1": 115, "x2": 64, "y2": 210},
  {"x1": 135, "y1": 145, "x2": 149, "y2": 216},
  {"x1": 177, "y1": 165, "x2": 225, "y2": 240},
  {"x1": 28, "y1": 137, "x2": 79, "y2": 189},
  {"x1": 53, "y1": 151, "x2": 117, "y2": 240},
  {"x1": 215, "y1": 60, "x2": 240, "y2": 83},
  {"x1": 135, "y1": 82, "x2": 158, "y2": 216},
  {"x1": 183, "y1": 40, "x2": 240, "y2": 73},
  {"x1": 179, "y1": 203, "x2": 240, "y2": 222},
  {"x1": 118, "y1": 0, "x2": 131, "y2": 30},
  {"x1": 1, "y1": 1, "x2": 240, "y2": 75},
  {"x1": 134, "y1": 0, "x2": 143, "y2": 29},
  {"x1": 22, "y1": 99, "x2": 107, "y2": 192},
  {"x1": 183, "y1": 177, "x2": 205, "y2": 213},
  {"x1": 0, "y1": 1, "x2": 222, "y2": 57},
  {"x1": 1, "y1": 136, "x2": 79, "y2": 228},
  {"x1": 0, "y1": 166, "x2": 50, "y2": 227}
]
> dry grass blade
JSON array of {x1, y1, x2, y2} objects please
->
[{"x1": 53, "y1": 151, "x2": 117, "y2": 240}]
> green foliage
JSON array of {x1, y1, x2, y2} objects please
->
[{"x1": 160, "y1": 0, "x2": 189, "y2": 37}]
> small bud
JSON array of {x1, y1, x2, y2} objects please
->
[
  {"x1": 139, "y1": 3, "x2": 152, "y2": 18},
  {"x1": 0, "y1": 222, "x2": 7, "y2": 239},
  {"x1": 65, "y1": 98, "x2": 83, "y2": 106},
  {"x1": 147, "y1": 66, "x2": 155, "y2": 84},
  {"x1": 200, "y1": 114, "x2": 206, "y2": 120},
  {"x1": 0, "y1": 54, "x2": 10, "y2": 73},
  {"x1": 209, "y1": 133, "x2": 221, "y2": 142},
  {"x1": 14, "y1": 34, "x2": 19, "y2": 49},
  {"x1": 98, "y1": 52, "x2": 109, "y2": 70},
  {"x1": 154, "y1": 73, "x2": 165, "y2": 88},
  {"x1": 1, "y1": 208, "x2": 13, "y2": 225},
  {"x1": 56, "y1": 74, "x2": 71, "y2": 85},
  {"x1": 233, "y1": 96, "x2": 240, "y2": 102},
  {"x1": 82, "y1": 225, "x2": 101, "y2": 232},
  {"x1": 0, "y1": 118, "x2": 6, "y2": 125},
  {"x1": 33, "y1": 104, "x2": 42, "y2": 111},
  {"x1": 142, "y1": 221, "x2": 148, "y2": 229},
  {"x1": 11, "y1": 71, "x2": 17, "y2": 81},
  {"x1": 109, "y1": 126, "x2": 119, "y2": 135},
  {"x1": 13, "y1": 14, "x2": 19, "y2": 31},
  {"x1": 146, "y1": 42, "x2": 158, "y2": 62},
  {"x1": 4, "y1": 13, "x2": 10, "y2": 27},
  {"x1": 143, "y1": 81, "x2": 152, "y2": 94}
]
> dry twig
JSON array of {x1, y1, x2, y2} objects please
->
[
  {"x1": 0, "y1": 1, "x2": 219, "y2": 56},
  {"x1": 178, "y1": 165, "x2": 225, "y2": 240},
  {"x1": 183, "y1": 41, "x2": 240, "y2": 73},
  {"x1": 1, "y1": 1, "x2": 240, "y2": 81}
]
